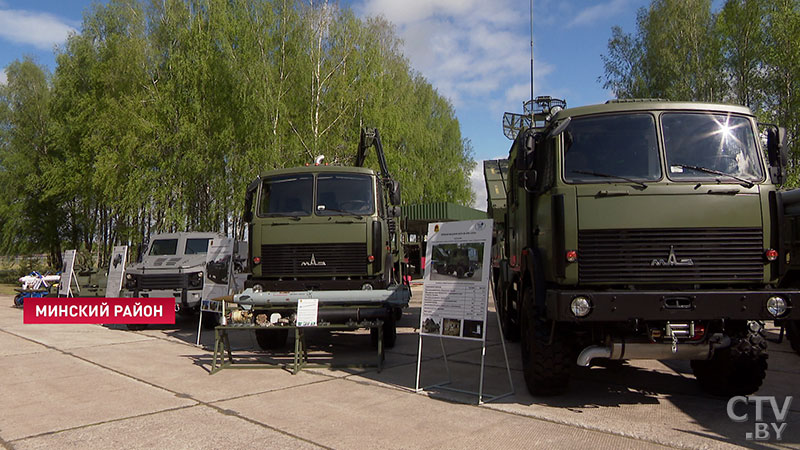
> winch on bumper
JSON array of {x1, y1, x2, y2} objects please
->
[{"x1": 547, "y1": 290, "x2": 796, "y2": 321}]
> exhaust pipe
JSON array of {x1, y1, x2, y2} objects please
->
[{"x1": 577, "y1": 341, "x2": 715, "y2": 367}]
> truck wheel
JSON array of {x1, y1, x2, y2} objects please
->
[
  {"x1": 255, "y1": 328, "x2": 289, "y2": 350},
  {"x1": 520, "y1": 285, "x2": 571, "y2": 395},
  {"x1": 371, "y1": 314, "x2": 397, "y2": 348},
  {"x1": 456, "y1": 268, "x2": 465, "y2": 278},
  {"x1": 13, "y1": 293, "x2": 24, "y2": 307},
  {"x1": 126, "y1": 324, "x2": 147, "y2": 331},
  {"x1": 691, "y1": 324, "x2": 768, "y2": 396},
  {"x1": 786, "y1": 320, "x2": 800, "y2": 354}
]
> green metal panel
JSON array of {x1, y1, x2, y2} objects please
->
[{"x1": 402, "y1": 202, "x2": 487, "y2": 223}]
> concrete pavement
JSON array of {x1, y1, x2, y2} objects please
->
[{"x1": 0, "y1": 288, "x2": 798, "y2": 449}]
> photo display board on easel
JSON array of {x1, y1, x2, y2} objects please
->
[
  {"x1": 419, "y1": 220, "x2": 493, "y2": 341},
  {"x1": 58, "y1": 249, "x2": 78, "y2": 297},
  {"x1": 106, "y1": 245, "x2": 128, "y2": 298}
]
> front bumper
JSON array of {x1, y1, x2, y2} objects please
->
[
  {"x1": 122, "y1": 288, "x2": 203, "y2": 310},
  {"x1": 547, "y1": 289, "x2": 797, "y2": 321}
]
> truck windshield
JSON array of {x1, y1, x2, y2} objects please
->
[
  {"x1": 316, "y1": 173, "x2": 374, "y2": 216},
  {"x1": 185, "y1": 238, "x2": 211, "y2": 254},
  {"x1": 149, "y1": 239, "x2": 178, "y2": 255},
  {"x1": 563, "y1": 114, "x2": 661, "y2": 183},
  {"x1": 662, "y1": 113, "x2": 764, "y2": 183},
  {"x1": 259, "y1": 174, "x2": 313, "y2": 217}
]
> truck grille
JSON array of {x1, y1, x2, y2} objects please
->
[
  {"x1": 578, "y1": 228, "x2": 764, "y2": 283},
  {"x1": 139, "y1": 274, "x2": 187, "y2": 290},
  {"x1": 261, "y1": 243, "x2": 367, "y2": 276}
]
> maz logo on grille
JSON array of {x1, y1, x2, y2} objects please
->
[
  {"x1": 300, "y1": 253, "x2": 327, "y2": 267},
  {"x1": 651, "y1": 246, "x2": 694, "y2": 267}
]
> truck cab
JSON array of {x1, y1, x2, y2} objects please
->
[
  {"x1": 488, "y1": 98, "x2": 797, "y2": 396},
  {"x1": 236, "y1": 128, "x2": 410, "y2": 349},
  {"x1": 245, "y1": 166, "x2": 395, "y2": 291}
]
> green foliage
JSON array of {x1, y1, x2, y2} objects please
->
[
  {"x1": 601, "y1": 0, "x2": 800, "y2": 188},
  {"x1": 0, "y1": 0, "x2": 473, "y2": 258}
]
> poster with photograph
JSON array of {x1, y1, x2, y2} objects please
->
[
  {"x1": 201, "y1": 238, "x2": 234, "y2": 312},
  {"x1": 106, "y1": 246, "x2": 128, "y2": 298},
  {"x1": 58, "y1": 249, "x2": 77, "y2": 297},
  {"x1": 419, "y1": 219, "x2": 493, "y2": 341}
]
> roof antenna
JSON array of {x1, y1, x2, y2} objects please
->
[{"x1": 530, "y1": 0, "x2": 534, "y2": 110}]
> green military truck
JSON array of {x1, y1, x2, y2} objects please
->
[
  {"x1": 486, "y1": 97, "x2": 797, "y2": 396},
  {"x1": 236, "y1": 128, "x2": 410, "y2": 349},
  {"x1": 431, "y1": 245, "x2": 479, "y2": 279}
]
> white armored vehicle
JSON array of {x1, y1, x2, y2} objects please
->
[{"x1": 122, "y1": 232, "x2": 245, "y2": 330}]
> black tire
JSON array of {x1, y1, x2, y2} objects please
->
[
  {"x1": 691, "y1": 324, "x2": 768, "y2": 396},
  {"x1": 786, "y1": 320, "x2": 800, "y2": 354},
  {"x1": 126, "y1": 324, "x2": 147, "y2": 331},
  {"x1": 520, "y1": 284, "x2": 572, "y2": 396},
  {"x1": 13, "y1": 293, "x2": 24, "y2": 307},
  {"x1": 255, "y1": 328, "x2": 289, "y2": 350},
  {"x1": 371, "y1": 314, "x2": 397, "y2": 348},
  {"x1": 456, "y1": 267, "x2": 465, "y2": 278}
]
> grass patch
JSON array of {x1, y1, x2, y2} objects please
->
[{"x1": 0, "y1": 283, "x2": 19, "y2": 296}]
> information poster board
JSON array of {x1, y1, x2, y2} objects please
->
[
  {"x1": 296, "y1": 298, "x2": 319, "y2": 327},
  {"x1": 58, "y1": 249, "x2": 77, "y2": 297},
  {"x1": 201, "y1": 238, "x2": 235, "y2": 312},
  {"x1": 420, "y1": 219, "x2": 493, "y2": 341},
  {"x1": 106, "y1": 245, "x2": 128, "y2": 298}
]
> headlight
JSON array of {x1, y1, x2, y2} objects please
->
[
  {"x1": 189, "y1": 272, "x2": 203, "y2": 287},
  {"x1": 124, "y1": 274, "x2": 137, "y2": 289},
  {"x1": 570, "y1": 296, "x2": 592, "y2": 318},
  {"x1": 252, "y1": 284, "x2": 264, "y2": 293},
  {"x1": 766, "y1": 296, "x2": 788, "y2": 318},
  {"x1": 362, "y1": 283, "x2": 373, "y2": 290}
]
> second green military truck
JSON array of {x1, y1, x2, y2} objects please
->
[
  {"x1": 486, "y1": 97, "x2": 797, "y2": 396},
  {"x1": 235, "y1": 128, "x2": 410, "y2": 349}
]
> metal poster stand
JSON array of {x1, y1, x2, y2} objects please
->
[
  {"x1": 414, "y1": 278, "x2": 514, "y2": 405},
  {"x1": 58, "y1": 250, "x2": 81, "y2": 298},
  {"x1": 197, "y1": 244, "x2": 236, "y2": 346}
]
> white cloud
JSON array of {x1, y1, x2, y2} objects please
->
[
  {"x1": 0, "y1": 9, "x2": 76, "y2": 50},
  {"x1": 356, "y1": 0, "x2": 540, "y2": 110},
  {"x1": 568, "y1": 0, "x2": 631, "y2": 28}
]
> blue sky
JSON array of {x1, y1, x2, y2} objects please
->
[{"x1": 0, "y1": 0, "x2": 650, "y2": 209}]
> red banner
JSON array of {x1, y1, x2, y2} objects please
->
[{"x1": 24, "y1": 298, "x2": 176, "y2": 324}]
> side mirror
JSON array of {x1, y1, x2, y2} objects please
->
[
  {"x1": 388, "y1": 205, "x2": 401, "y2": 218},
  {"x1": 518, "y1": 170, "x2": 538, "y2": 192},
  {"x1": 546, "y1": 117, "x2": 571, "y2": 139},
  {"x1": 388, "y1": 180, "x2": 401, "y2": 206},
  {"x1": 244, "y1": 177, "x2": 259, "y2": 222},
  {"x1": 767, "y1": 126, "x2": 788, "y2": 184}
]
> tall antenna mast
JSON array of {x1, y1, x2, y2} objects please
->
[{"x1": 530, "y1": 0, "x2": 534, "y2": 108}]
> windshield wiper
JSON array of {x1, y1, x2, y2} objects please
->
[
  {"x1": 318, "y1": 207, "x2": 363, "y2": 219},
  {"x1": 672, "y1": 164, "x2": 754, "y2": 188},
  {"x1": 571, "y1": 170, "x2": 648, "y2": 190}
]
